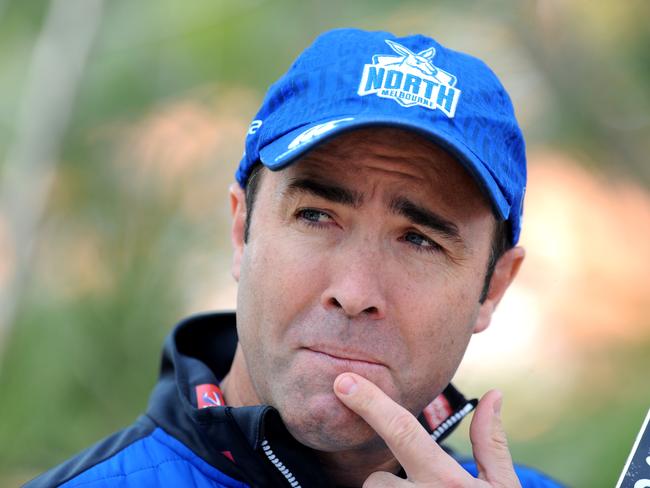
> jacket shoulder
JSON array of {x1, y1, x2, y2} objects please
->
[{"x1": 24, "y1": 417, "x2": 248, "y2": 488}]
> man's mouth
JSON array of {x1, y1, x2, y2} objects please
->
[{"x1": 302, "y1": 345, "x2": 386, "y2": 370}]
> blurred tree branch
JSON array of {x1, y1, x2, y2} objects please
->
[{"x1": 0, "y1": 0, "x2": 104, "y2": 368}]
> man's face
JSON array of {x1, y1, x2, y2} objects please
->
[{"x1": 231, "y1": 128, "x2": 497, "y2": 452}]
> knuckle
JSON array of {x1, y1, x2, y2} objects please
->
[
  {"x1": 442, "y1": 474, "x2": 467, "y2": 488},
  {"x1": 491, "y1": 428, "x2": 510, "y2": 451},
  {"x1": 387, "y1": 411, "x2": 418, "y2": 448}
]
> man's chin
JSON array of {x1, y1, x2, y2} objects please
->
[{"x1": 279, "y1": 391, "x2": 382, "y2": 452}]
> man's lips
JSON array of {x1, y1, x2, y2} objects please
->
[{"x1": 302, "y1": 345, "x2": 385, "y2": 369}]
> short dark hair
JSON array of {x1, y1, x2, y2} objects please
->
[
  {"x1": 243, "y1": 162, "x2": 265, "y2": 243},
  {"x1": 241, "y1": 162, "x2": 509, "y2": 304},
  {"x1": 480, "y1": 218, "x2": 509, "y2": 303}
]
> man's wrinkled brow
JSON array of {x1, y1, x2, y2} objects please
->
[
  {"x1": 284, "y1": 178, "x2": 363, "y2": 208},
  {"x1": 390, "y1": 196, "x2": 462, "y2": 243},
  {"x1": 283, "y1": 178, "x2": 463, "y2": 244}
]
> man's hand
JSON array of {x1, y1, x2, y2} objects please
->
[{"x1": 333, "y1": 373, "x2": 522, "y2": 487}]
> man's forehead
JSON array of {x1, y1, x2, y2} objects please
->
[{"x1": 280, "y1": 127, "x2": 487, "y2": 204}]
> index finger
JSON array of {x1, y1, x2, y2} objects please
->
[{"x1": 333, "y1": 372, "x2": 466, "y2": 483}]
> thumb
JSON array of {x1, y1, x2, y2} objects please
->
[{"x1": 469, "y1": 390, "x2": 521, "y2": 487}]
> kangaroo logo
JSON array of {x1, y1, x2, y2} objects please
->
[{"x1": 358, "y1": 40, "x2": 461, "y2": 117}]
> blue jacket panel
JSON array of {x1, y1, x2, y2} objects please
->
[
  {"x1": 59, "y1": 428, "x2": 247, "y2": 488},
  {"x1": 461, "y1": 461, "x2": 564, "y2": 488}
]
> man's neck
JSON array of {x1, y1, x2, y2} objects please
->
[{"x1": 317, "y1": 446, "x2": 400, "y2": 487}]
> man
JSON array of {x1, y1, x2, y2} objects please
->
[{"x1": 27, "y1": 29, "x2": 564, "y2": 487}]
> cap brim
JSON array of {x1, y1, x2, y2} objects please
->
[{"x1": 259, "y1": 115, "x2": 510, "y2": 220}]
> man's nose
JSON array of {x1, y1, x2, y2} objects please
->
[{"x1": 320, "y1": 247, "x2": 387, "y2": 320}]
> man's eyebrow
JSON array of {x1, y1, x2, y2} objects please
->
[
  {"x1": 390, "y1": 196, "x2": 462, "y2": 243},
  {"x1": 284, "y1": 177, "x2": 363, "y2": 208}
]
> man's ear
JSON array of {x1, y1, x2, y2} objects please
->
[
  {"x1": 229, "y1": 183, "x2": 247, "y2": 282},
  {"x1": 473, "y1": 246, "x2": 525, "y2": 334}
]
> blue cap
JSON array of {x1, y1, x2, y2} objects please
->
[{"x1": 236, "y1": 28, "x2": 526, "y2": 244}]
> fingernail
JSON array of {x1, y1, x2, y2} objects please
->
[{"x1": 336, "y1": 374, "x2": 358, "y2": 396}]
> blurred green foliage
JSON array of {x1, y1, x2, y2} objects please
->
[{"x1": 1, "y1": 0, "x2": 649, "y2": 486}]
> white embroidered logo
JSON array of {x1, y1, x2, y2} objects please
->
[
  {"x1": 288, "y1": 117, "x2": 355, "y2": 150},
  {"x1": 274, "y1": 117, "x2": 355, "y2": 161},
  {"x1": 247, "y1": 119, "x2": 263, "y2": 135},
  {"x1": 357, "y1": 40, "x2": 461, "y2": 117}
]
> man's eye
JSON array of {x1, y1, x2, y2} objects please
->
[
  {"x1": 296, "y1": 208, "x2": 332, "y2": 224},
  {"x1": 402, "y1": 231, "x2": 442, "y2": 252}
]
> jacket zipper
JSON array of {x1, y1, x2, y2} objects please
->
[
  {"x1": 430, "y1": 401, "x2": 475, "y2": 442},
  {"x1": 261, "y1": 439, "x2": 303, "y2": 488}
]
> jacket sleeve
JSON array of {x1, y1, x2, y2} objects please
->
[{"x1": 460, "y1": 460, "x2": 566, "y2": 488}]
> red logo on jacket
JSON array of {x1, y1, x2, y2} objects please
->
[
  {"x1": 422, "y1": 394, "x2": 452, "y2": 430},
  {"x1": 195, "y1": 384, "x2": 225, "y2": 409}
]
